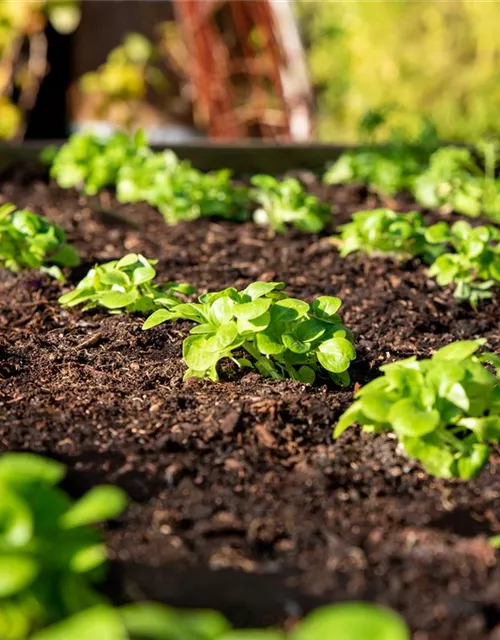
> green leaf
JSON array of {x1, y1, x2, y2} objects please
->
[
  {"x1": 457, "y1": 444, "x2": 490, "y2": 479},
  {"x1": 0, "y1": 489, "x2": 33, "y2": 547},
  {"x1": 291, "y1": 603, "x2": 410, "y2": 640},
  {"x1": 241, "y1": 282, "x2": 285, "y2": 300},
  {"x1": 312, "y1": 296, "x2": 342, "y2": 320},
  {"x1": 210, "y1": 297, "x2": 235, "y2": 325},
  {"x1": 234, "y1": 299, "x2": 272, "y2": 321},
  {"x1": 60, "y1": 485, "x2": 127, "y2": 529},
  {"x1": 255, "y1": 331, "x2": 286, "y2": 355},
  {"x1": 283, "y1": 334, "x2": 310, "y2": 354},
  {"x1": 317, "y1": 337, "x2": 356, "y2": 373},
  {"x1": 142, "y1": 309, "x2": 177, "y2": 330},
  {"x1": 0, "y1": 555, "x2": 38, "y2": 597},
  {"x1": 99, "y1": 290, "x2": 139, "y2": 309},
  {"x1": 132, "y1": 265, "x2": 156, "y2": 285},
  {"x1": 333, "y1": 402, "x2": 364, "y2": 438},
  {"x1": 388, "y1": 399, "x2": 440, "y2": 437},
  {"x1": 296, "y1": 366, "x2": 316, "y2": 384},
  {"x1": 401, "y1": 435, "x2": 455, "y2": 478},
  {"x1": 433, "y1": 340, "x2": 486, "y2": 361},
  {"x1": 0, "y1": 453, "x2": 65, "y2": 487},
  {"x1": 205, "y1": 322, "x2": 240, "y2": 353},
  {"x1": 30, "y1": 605, "x2": 125, "y2": 640},
  {"x1": 183, "y1": 336, "x2": 222, "y2": 371}
]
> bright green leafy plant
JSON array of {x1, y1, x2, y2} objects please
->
[
  {"x1": 323, "y1": 145, "x2": 425, "y2": 197},
  {"x1": 0, "y1": 203, "x2": 80, "y2": 280},
  {"x1": 143, "y1": 282, "x2": 356, "y2": 384},
  {"x1": 334, "y1": 340, "x2": 500, "y2": 479},
  {"x1": 59, "y1": 253, "x2": 195, "y2": 314},
  {"x1": 250, "y1": 175, "x2": 330, "y2": 233},
  {"x1": 425, "y1": 220, "x2": 500, "y2": 305},
  {"x1": 413, "y1": 143, "x2": 500, "y2": 222},
  {"x1": 331, "y1": 208, "x2": 439, "y2": 261},
  {"x1": 121, "y1": 159, "x2": 249, "y2": 226},
  {"x1": 0, "y1": 452, "x2": 127, "y2": 638},
  {"x1": 48, "y1": 129, "x2": 149, "y2": 195}
]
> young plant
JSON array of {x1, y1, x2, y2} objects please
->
[
  {"x1": 334, "y1": 340, "x2": 500, "y2": 479},
  {"x1": 413, "y1": 144, "x2": 500, "y2": 222},
  {"x1": 250, "y1": 175, "x2": 330, "y2": 233},
  {"x1": 331, "y1": 208, "x2": 439, "y2": 261},
  {"x1": 143, "y1": 282, "x2": 356, "y2": 384},
  {"x1": 49, "y1": 129, "x2": 149, "y2": 195},
  {"x1": 425, "y1": 220, "x2": 500, "y2": 305},
  {"x1": 0, "y1": 203, "x2": 80, "y2": 280},
  {"x1": 0, "y1": 452, "x2": 127, "y2": 638},
  {"x1": 59, "y1": 253, "x2": 195, "y2": 314}
]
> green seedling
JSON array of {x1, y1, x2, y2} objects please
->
[
  {"x1": 250, "y1": 175, "x2": 330, "y2": 233},
  {"x1": 425, "y1": 220, "x2": 500, "y2": 305},
  {"x1": 0, "y1": 452, "x2": 126, "y2": 638},
  {"x1": 59, "y1": 253, "x2": 195, "y2": 314},
  {"x1": 143, "y1": 282, "x2": 356, "y2": 384},
  {"x1": 413, "y1": 144, "x2": 500, "y2": 222},
  {"x1": 331, "y1": 208, "x2": 439, "y2": 262},
  {"x1": 0, "y1": 203, "x2": 80, "y2": 280},
  {"x1": 323, "y1": 145, "x2": 429, "y2": 197},
  {"x1": 334, "y1": 340, "x2": 500, "y2": 479},
  {"x1": 49, "y1": 129, "x2": 149, "y2": 195}
]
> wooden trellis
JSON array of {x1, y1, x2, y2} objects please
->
[{"x1": 173, "y1": 0, "x2": 313, "y2": 140}]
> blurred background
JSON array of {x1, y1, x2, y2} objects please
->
[{"x1": 1, "y1": 0, "x2": 500, "y2": 144}]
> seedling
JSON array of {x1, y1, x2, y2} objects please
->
[
  {"x1": 59, "y1": 253, "x2": 195, "y2": 314},
  {"x1": 250, "y1": 175, "x2": 330, "y2": 233},
  {"x1": 413, "y1": 144, "x2": 500, "y2": 222},
  {"x1": 0, "y1": 452, "x2": 126, "y2": 638},
  {"x1": 331, "y1": 208, "x2": 438, "y2": 261},
  {"x1": 425, "y1": 220, "x2": 500, "y2": 305},
  {"x1": 49, "y1": 129, "x2": 149, "y2": 195},
  {"x1": 0, "y1": 203, "x2": 80, "y2": 280},
  {"x1": 334, "y1": 340, "x2": 500, "y2": 479},
  {"x1": 143, "y1": 282, "x2": 356, "y2": 384}
]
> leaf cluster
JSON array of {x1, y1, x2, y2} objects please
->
[
  {"x1": 118, "y1": 152, "x2": 249, "y2": 226},
  {"x1": 413, "y1": 145, "x2": 500, "y2": 222},
  {"x1": 323, "y1": 144, "x2": 430, "y2": 196},
  {"x1": 0, "y1": 453, "x2": 126, "y2": 639},
  {"x1": 250, "y1": 175, "x2": 330, "y2": 233},
  {"x1": 48, "y1": 129, "x2": 149, "y2": 196},
  {"x1": 334, "y1": 340, "x2": 500, "y2": 478},
  {"x1": 425, "y1": 220, "x2": 500, "y2": 305},
  {"x1": 59, "y1": 253, "x2": 195, "y2": 314},
  {"x1": 0, "y1": 203, "x2": 80, "y2": 280},
  {"x1": 332, "y1": 208, "x2": 437, "y2": 261},
  {"x1": 143, "y1": 282, "x2": 356, "y2": 384}
]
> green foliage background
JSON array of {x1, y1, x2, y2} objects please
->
[{"x1": 298, "y1": 0, "x2": 500, "y2": 142}]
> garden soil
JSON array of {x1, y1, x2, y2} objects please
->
[{"x1": 1, "y1": 170, "x2": 500, "y2": 639}]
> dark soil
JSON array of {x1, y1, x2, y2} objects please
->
[{"x1": 1, "y1": 171, "x2": 500, "y2": 640}]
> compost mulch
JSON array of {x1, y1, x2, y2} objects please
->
[{"x1": 1, "y1": 170, "x2": 500, "y2": 640}]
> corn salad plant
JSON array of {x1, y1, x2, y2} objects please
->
[
  {"x1": 143, "y1": 282, "x2": 356, "y2": 384},
  {"x1": 0, "y1": 203, "x2": 79, "y2": 280},
  {"x1": 0, "y1": 452, "x2": 126, "y2": 639},
  {"x1": 334, "y1": 340, "x2": 500, "y2": 479},
  {"x1": 59, "y1": 253, "x2": 195, "y2": 314},
  {"x1": 331, "y1": 208, "x2": 439, "y2": 262},
  {"x1": 413, "y1": 143, "x2": 500, "y2": 222},
  {"x1": 250, "y1": 175, "x2": 330, "y2": 233},
  {"x1": 425, "y1": 220, "x2": 500, "y2": 306}
]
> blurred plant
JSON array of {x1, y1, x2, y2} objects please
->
[
  {"x1": 250, "y1": 175, "x2": 330, "y2": 234},
  {"x1": 0, "y1": 0, "x2": 80, "y2": 139},
  {"x1": 0, "y1": 203, "x2": 80, "y2": 280},
  {"x1": 78, "y1": 33, "x2": 169, "y2": 129},
  {"x1": 413, "y1": 142, "x2": 500, "y2": 222},
  {"x1": 425, "y1": 220, "x2": 500, "y2": 306},
  {"x1": 298, "y1": 1, "x2": 500, "y2": 142}
]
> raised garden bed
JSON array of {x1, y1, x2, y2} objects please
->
[{"x1": 1, "y1": 144, "x2": 500, "y2": 640}]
